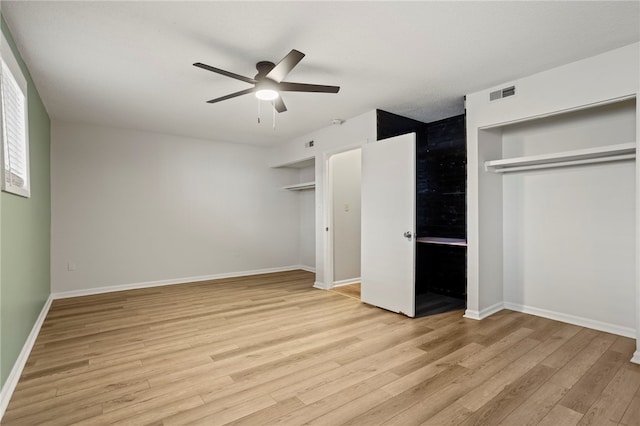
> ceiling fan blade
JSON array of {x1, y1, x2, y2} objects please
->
[
  {"x1": 194, "y1": 62, "x2": 256, "y2": 84},
  {"x1": 266, "y1": 50, "x2": 305, "y2": 83},
  {"x1": 278, "y1": 82, "x2": 340, "y2": 93},
  {"x1": 274, "y1": 97, "x2": 287, "y2": 113},
  {"x1": 206, "y1": 88, "x2": 256, "y2": 104}
]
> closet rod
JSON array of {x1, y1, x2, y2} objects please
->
[{"x1": 491, "y1": 153, "x2": 635, "y2": 173}]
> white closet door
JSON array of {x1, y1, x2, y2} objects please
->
[{"x1": 361, "y1": 133, "x2": 416, "y2": 317}]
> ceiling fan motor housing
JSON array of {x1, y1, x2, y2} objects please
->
[{"x1": 255, "y1": 61, "x2": 276, "y2": 79}]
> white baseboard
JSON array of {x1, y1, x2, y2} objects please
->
[
  {"x1": 631, "y1": 351, "x2": 640, "y2": 365},
  {"x1": 463, "y1": 310, "x2": 481, "y2": 320},
  {"x1": 0, "y1": 295, "x2": 53, "y2": 420},
  {"x1": 464, "y1": 302, "x2": 504, "y2": 320},
  {"x1": 332, "y1": 277, "x2": 361, "y2": 288},
  {"x1": 298, "y1": 265, "x2": 316, "y2": 273},
  {"x1": 313, "y1": 281, "x2": 328, "y2": 290},
  {"x1": 503, "y1": 302, "x2": 636, "y2": 338},
  {"x1": 51, "y1": 265, "x2": 308, "y2": 299}
]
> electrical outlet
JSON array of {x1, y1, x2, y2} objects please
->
[
  {"x1": 67, "y1": 262, "x2": 77, "y2": 271},
  {"x1": 344, "y1": 203, "x2": 350, "y2": 212}
]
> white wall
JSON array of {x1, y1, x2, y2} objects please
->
[
  {"x1": 270, "y1": 110, "x2": 377, "y2": 288},
  {"x1": 502, "y1": 100, "x2": 636, "y2": 332},
  {"x1": 298, "y1": 165, "x2": 315, "y2": 270},
  {"x1": 51, "y1": 122, "x2": 301, "y2": 293},
  {"x1": 330, "y1": 149, "x2": 361, "y2": 283}
]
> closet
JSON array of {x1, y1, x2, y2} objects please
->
[
  {"x1": 273, "y1": 157, "x2": 316, "y2": 272},
  {"x1": 374, "y1": 110, "x2": 467, "y2": 317},
  {"x1": 415, "y1": 114, "x2": 467, "y2": 316},
  {"x1": 478, "y1": 99, "x2": 636, "y2": 332},
  {"x1": 464, "y1": 44, "x2": 639, "y2": 361}
]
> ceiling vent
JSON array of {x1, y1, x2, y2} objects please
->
[{"x1": 490, "y1": 86, "x2": 516, "y2": 101}]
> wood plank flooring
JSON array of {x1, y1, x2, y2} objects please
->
[
  {"x1": 331, "y1": 283, "x2": 361, "y2": 300},
  {"x1": 3, "y1": 270, "x2": 640, "y2": 425}
]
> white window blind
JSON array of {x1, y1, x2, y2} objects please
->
[{"x1": 0, "y1": 33, "x2": 30, "y2": 198}]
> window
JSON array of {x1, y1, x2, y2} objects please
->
[{"x1": 1, "y1": 32, "x2": 30, "y2": 198}]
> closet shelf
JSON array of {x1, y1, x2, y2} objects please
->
[
  {"x1": 485, "y1": 142, "x2": 636, "y2": 173},
  {"x1": 271, "y1": 157, "x2": 315, "y2": 169},
  {"x1": 416, "y1": 237, "x2": 467, "y2": 247},
  {"x1": 283, "y1": 181, "x2": 315, "y2": 191}
]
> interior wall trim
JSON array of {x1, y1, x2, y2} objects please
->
[
  {"x1": 298, "y1": 265, "x2": 316, "y2": 273},
  {"x1": 332, "y1": 277, "x2": 361, "y2": 287},
  {"x1": 503, "y1": 302, "x2": 636, "y2": 339},
  {"x1": 0, "y1": 295, "x2": 53, "y2": 421},
  {"x1": 51, "y1": 265, "x2": 310, "y2": 299},
  {"x1": 463, "y1": 302, "x2": 504, "y2": 320},
  {"x1": 313, "y1": 281, "x2": 328, "y2": 290}
]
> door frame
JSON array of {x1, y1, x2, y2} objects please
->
[{"x1": 323, "y1": 142, "x2": 365, "y2": 290}]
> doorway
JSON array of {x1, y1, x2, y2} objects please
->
[{"x1": 328, "y1": 148, "x2": 362, "y2": 298}]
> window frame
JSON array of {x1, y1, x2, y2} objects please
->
[{"x1": 1, "y1": 31, "x2": 30, "y2": 198}]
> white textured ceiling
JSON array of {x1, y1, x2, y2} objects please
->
[{"x1": 2, "y1": 1, "x2": 639, "y2": 146}]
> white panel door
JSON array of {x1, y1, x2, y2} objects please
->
[{"x1": 361, "y1": 133, "x2": 416, "y2": 317}]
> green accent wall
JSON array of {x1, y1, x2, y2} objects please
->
[{"x1": 0, "y1": 16, "x2": 51, "y2": 387}]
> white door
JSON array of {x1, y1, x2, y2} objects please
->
[{"x1": 361, "y1": 133, "x2": 416, "y2": 317}]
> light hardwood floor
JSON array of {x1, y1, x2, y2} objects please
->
[
  {"x1": 3, "y1": 270, "x2": 640, "y2": 425},
  {"x1": 331, "y1": 283, "x2": 361, "y2": 300}
]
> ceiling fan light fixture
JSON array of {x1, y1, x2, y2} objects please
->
[
  {"x1": 255, "y1": 89, "x2": 279, "y2": 101},
  {"x1": 195, "y1": 49, "x2": 340, "y2": 113}
]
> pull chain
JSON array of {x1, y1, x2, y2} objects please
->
[
  {"x1": 272, "y1": 101, "x2": 276, "y2": 130},
  {"x1": 256, "y1": 99, "x2": 277, "y2": 130},
  {"x1": 257, "y1": 100, "x2": 261, "y2": 124}
]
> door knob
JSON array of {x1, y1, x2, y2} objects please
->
[{"x1": 403, "y1": 231, "x2": 412, "y2": 240}]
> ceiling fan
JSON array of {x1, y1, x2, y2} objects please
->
[{"x1": 194, "y1": 49, "x2": 340, "y2": 113}]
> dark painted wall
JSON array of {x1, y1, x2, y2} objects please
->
[
  {"x1": 415, "y1": 114, "x2": 467, "y2": 304},
  {"x1": 376, "y1": 109, "x2": 427, "y2": 141},
  {"x1": 416, "y1": 114, "x2": 466, "y2": 238},
  {"x1": 416, "y1": 244, "x2": 466, "y2": 297}
]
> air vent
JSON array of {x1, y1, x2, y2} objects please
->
[
  {"x1": 490, "y1": 86, "x2": 516, "y2": 101},
  {"x1": 305, "y1": 140, "x2": 315, "y2": 148}
]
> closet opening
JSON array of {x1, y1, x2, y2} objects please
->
[
  {"x1": 327, "y1": 148, "x2": 362, "y2": 299},
  {"x1": 478, "y1": 98, "x2": 636, "y2": 334},
  {"x1": 415, "y1": 114, "x2": 467, "y2": 317}
]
